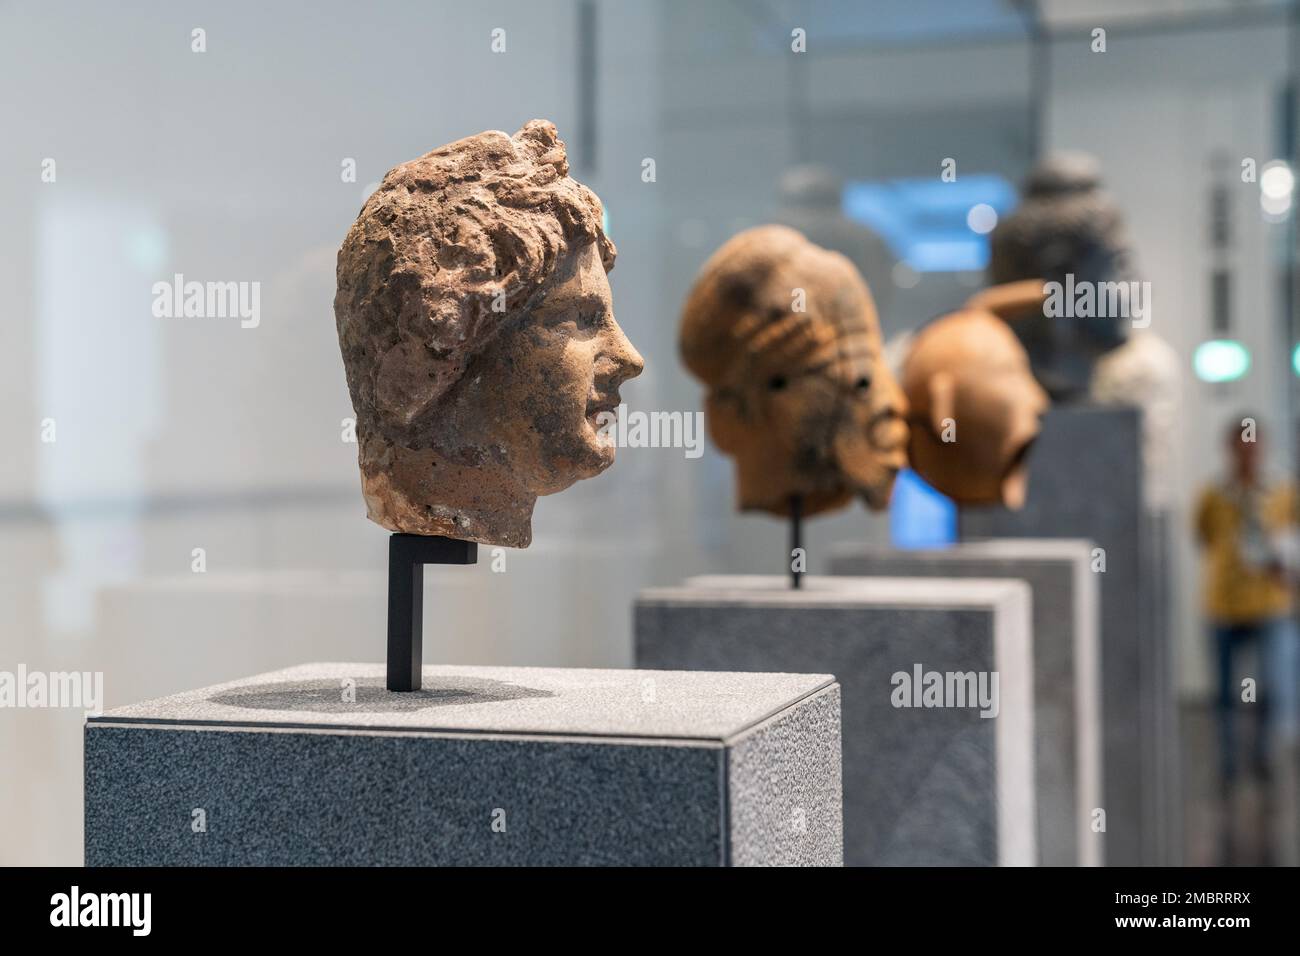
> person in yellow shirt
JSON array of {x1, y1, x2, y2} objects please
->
[{"x1": 1194, "y1": 416, "x2": 1298, "y2": 784}]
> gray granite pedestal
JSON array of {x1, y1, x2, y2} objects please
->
[
  {"x1": 828, "y1": 540, "x2": 1102, "y2": 866},
  {"x1": 85, "y1": 663, "x2": 842, "y2": 866},
  {"x1": 636, "y1": 575, "x2": 1035, "y2": 866},
  {"x1": 959, "y1": 404, "x2": 1169, "y2": 865}
]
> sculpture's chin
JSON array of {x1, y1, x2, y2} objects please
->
[
  {"x1": 577, "y1": 429, "x2": 616, "y2": 478},
  {"x1": 535, "y1": 436, "x2": 614, "y2": 497},
  {"x1": 839, "y1": 451, "x2": 905, "y2": 513},
  {"x1": 858, "y1": 471, "x2": 899, "y2": 511},
  {"x1": 999, "y1": 447, "x2": 1033, "y2": 510}
]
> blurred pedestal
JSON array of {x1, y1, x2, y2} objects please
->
[
  {"x1": 635, "y1": 575, "x2": 1035, "y2": 866},
  {"x1": 828, "y1": 539, "x2": 1102, "y2": 865},
  {"x1": 960, "y1": 404, "x2": 1173, "y2": 865}
]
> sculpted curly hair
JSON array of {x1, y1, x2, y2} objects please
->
[
  {"x1": 334, "y1": 119, "x2": 614, "y2": 436},
  {"x1": 679, "y1": 224, "x2": 877, "y2": 399},
  {"x1": 677, "y1": 224, "x2": 906, "y2": 517}
]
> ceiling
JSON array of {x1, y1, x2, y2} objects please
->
[{"x1": 730, "y1": 0, "x2": 1290, "y2": 46}]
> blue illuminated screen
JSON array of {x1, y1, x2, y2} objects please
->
[
  {"x1": 889, "y1": 467, "x2": 957, "y2": 549},
  {"x1": 842, "y1": 175, "x2": 1017, "y2": 272}
]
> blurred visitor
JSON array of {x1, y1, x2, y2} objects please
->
[{"x1": 1194, "y1": 416, "x2": 1299, "y2": 785}]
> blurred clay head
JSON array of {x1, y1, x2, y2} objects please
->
[
  {"x1": 334, "y1": 120, "x2": 643, "y2": 548},
  {"x1": 989, "y1": 152, "x2": 1135, "y2": 398},
  {"x1": 680, "y1": 225, "x2": 908, "y2": 517},
  {"x1": 902, "y1": 281, "x2": 1050, "y2": 508}
]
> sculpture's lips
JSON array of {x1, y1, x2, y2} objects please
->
[
  {"x1": 874, "y1": 445, "x2": 908, "y2": 470},
  {"x1": 585, "y1": 393, "x2": 621, "y2": 424},
  {"x1": 868, "y1": 444, "x2": 909, "y2": 478}
]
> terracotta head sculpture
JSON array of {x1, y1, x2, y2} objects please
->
[
  {"x1": 902, "y1": 280, "x2": 1050, "y2": 508},
  {"x1": 335, "y1": 120, "x2": 644, "y2": 548},
  {"x1": 990, "y1": 152, "x2": 1135, "y2": 398},
  {"x1": 680, "y1": 225, "x2": 908, "y2": 517}
]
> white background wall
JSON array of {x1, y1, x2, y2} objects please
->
[{"x1": 1044, "y1": 19, "x2": 1294, "y2": 693}]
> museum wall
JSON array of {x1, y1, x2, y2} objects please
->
[
  {"x1": 1043, "y1": 19, "x2": 1292, "y2": 694},
  {"x1": 0, "y1": 0, "x2": 665, "y2": 867}
]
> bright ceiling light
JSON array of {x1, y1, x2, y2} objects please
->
[
  {"x1": 966, "y1": 203, "x2": 998, "y2": 234},
  {"x1": 1261, "y1": 161, "x2": 1294, "y2": 218}
]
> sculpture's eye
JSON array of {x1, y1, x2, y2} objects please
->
[
  {"x1": 768, "y1": 375, "x2": 788, "y2": 392},
  {"x1": 855, "y1": 375, "x2": 872, "y2": 391}
]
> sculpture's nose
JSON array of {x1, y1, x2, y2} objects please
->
[{"x1": 605, "y1": 319, "x2": 645, "y2": 383}]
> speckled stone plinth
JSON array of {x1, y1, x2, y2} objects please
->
[
  {"x1": 636, "y1": 576, "x2": 1035, "y2": 866},
  {"x1": 85, "y1": 663, "x2": 842, "y2": 867},
  {"x1": 828, "y1": 540, "x2": 1102, "y2": 866}
]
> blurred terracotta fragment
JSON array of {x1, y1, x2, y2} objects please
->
[
  {"x1": 989, "y1": 152, "x2": 1135, "y2": 399},
  {"x1": 991, "y1": 152, "x2": 1181, "y2": 510},
  {"x1": 334, "y1": 120, "x2": 643, "y2": 548},
  {"x1": 679, "y1": 225, "x2": 908, "y2": 517},
  {"x1": 902, "y1": 281, "x2": 1049, "y2": 508}
]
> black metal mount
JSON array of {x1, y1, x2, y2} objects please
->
[
  {"x1": 789, "y1": 494, "x2": 804, "y2": 590},
  {"x1": 387, "y1": 533, "x2": 478, "y2": 691}
]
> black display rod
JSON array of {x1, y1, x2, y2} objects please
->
[
  {"x1": 789, "y1": 494, "x2": 803, "y2": 590},
  {"x1": 387, "y1": 533, "x2": 478, "y2": 692}
]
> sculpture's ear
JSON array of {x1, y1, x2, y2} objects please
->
[
  {"x1": 967, "y1": 279, "x2": 1047, "y2": 322},
  {"x1": 927, "y1": 370, "x2": 955, "y2": 436}
]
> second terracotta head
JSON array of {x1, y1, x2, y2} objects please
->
[{"x1": 680, "y1": 225, "x2": 908, "y2": 518}]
